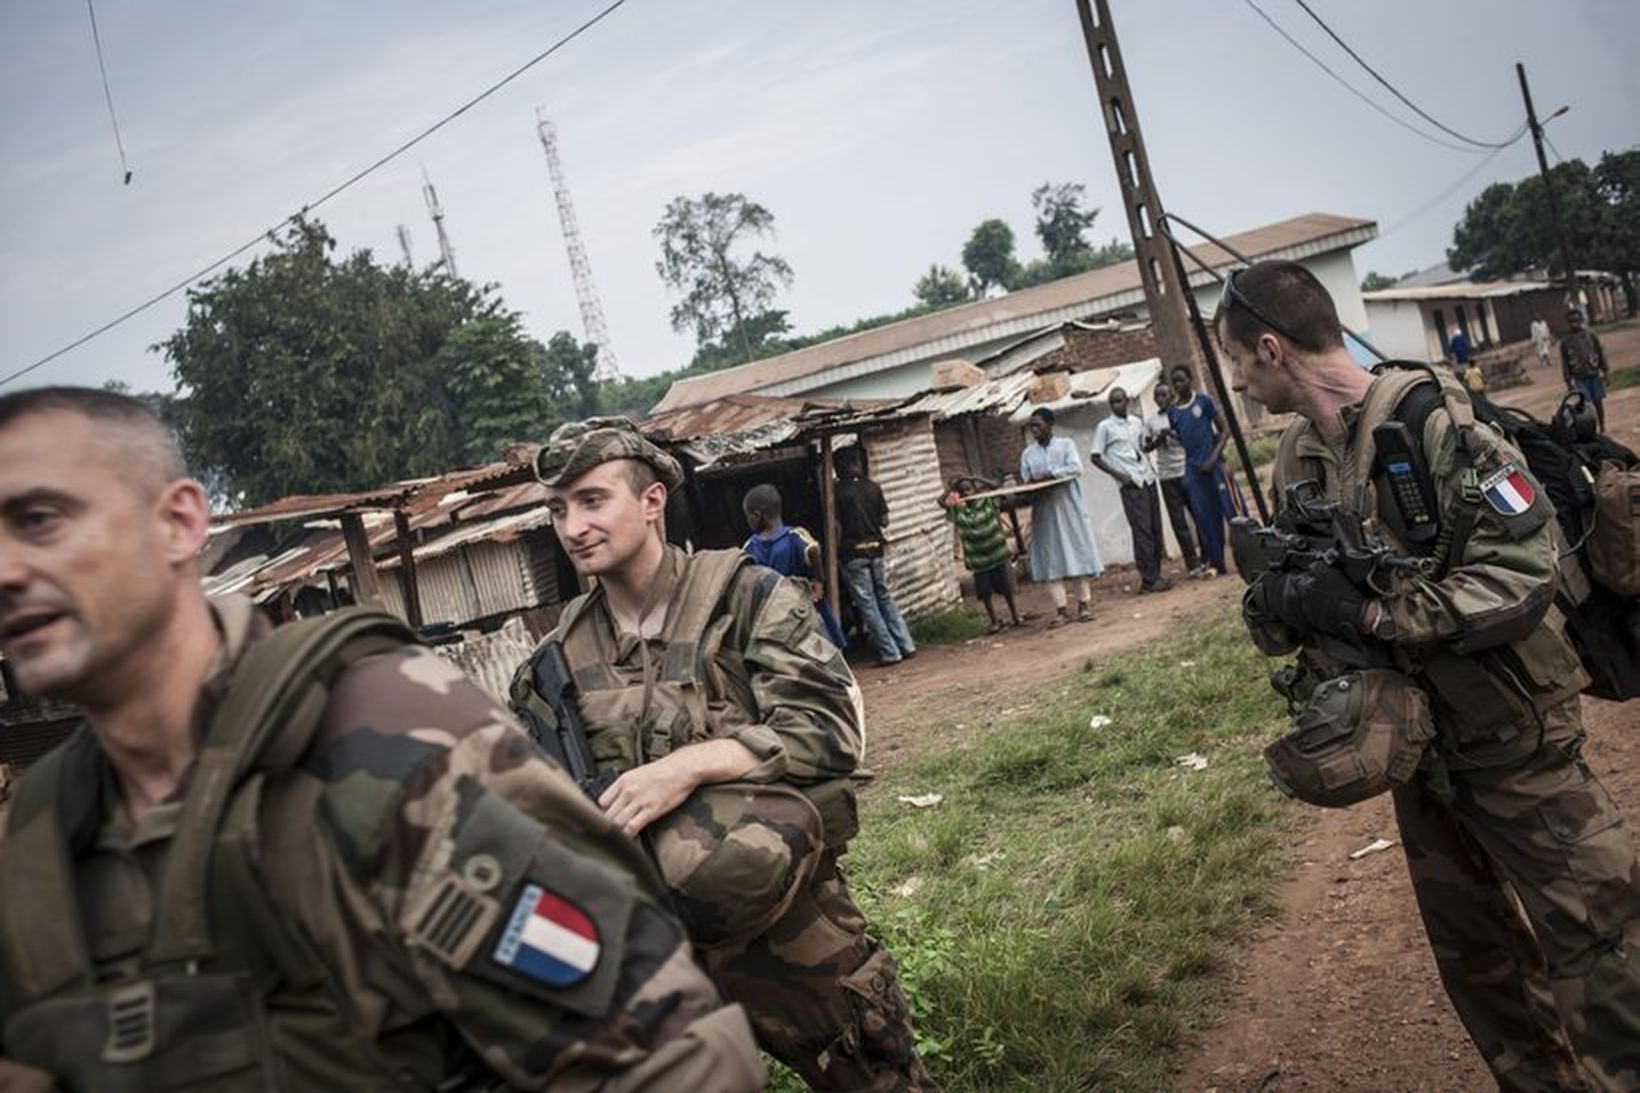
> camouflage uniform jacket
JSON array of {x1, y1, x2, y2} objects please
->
[
  {"x1": 550, "y1": 546, "x2": 864, "y2": 786},
  {"x1": 0, "y1": 596, "x2": 764, "y2": 1092},
  {"x1": 1560, "y1": 328, "x2": 1608, "y2": 380},
  {"x1": 1269, "y1": 365, "x2": 1588, "y2": 758}
]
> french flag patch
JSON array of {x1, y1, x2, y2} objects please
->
[
  {"x1": 1481, "y1": 463, "x2": 1535, "y2": 516},
  {"x1": 493, "y1": 883, "x2": 601, "y2": 987}
]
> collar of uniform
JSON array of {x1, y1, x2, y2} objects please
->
[{"x1": 597, "y1": 546, "x2": 685, "y2": 660}]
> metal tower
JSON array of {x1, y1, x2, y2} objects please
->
[
  {"x1": 394, "y1": 223, "x2": 415, "y2": 267},
  {"x1": 536, "y1": 109, "x2": 621, "y2": 381},
  {"x1": 421, "y1": 169, "x2": 458, "y2": 278}
]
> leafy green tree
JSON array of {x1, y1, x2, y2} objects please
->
[
  {"x1": 1360, "y1": 271, "x2": 1400, "y2": 292},
  {"x1": 155, "y1": 218, "x2": 576, "y2": 506},
  {"x1": 1449, "y1": 159, "x2": 1604, "y2": 279},
  {"x1": 912, "y1": 264, "x2": 971, "y2": 309},
  {"x1": 654, "y1": 192, "x2": 794, "y2": 363},
  {"x1": 1031, "y1": 182, "x2": 1099, "y2": 264},
  {"x1": 962, "y1": 218, "x2": 1019, "y2": 295}
]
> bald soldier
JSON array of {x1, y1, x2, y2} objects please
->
[
  {"x1": 513, "y1": 419, "x2": 933, "y2": 1091},
  {"x1": 0, "y1": 387, "x2": 764, "y2": 1090},
  {"x1": 1219, "y1": 263, "x2": 1640, "y2": 1091}
]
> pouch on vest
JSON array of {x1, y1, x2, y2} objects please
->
[
  {"x1": 1588, "y1": 461, "x2": 1640, "y2": 596},
  {"x1": 1263, "y1": 669, "x2": 1434, "y2": 808}
]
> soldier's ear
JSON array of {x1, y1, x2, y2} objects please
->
[{"x1": 640, "y1": 481, "x2": 668, "y2": 523}]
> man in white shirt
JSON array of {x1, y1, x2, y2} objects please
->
[
  {"x1": 1530, "y1": 317, "x2": 1552, "y2": 369},
  {"x1": 1090, "y1": 385, "x2": 1172, "y2": 594}
]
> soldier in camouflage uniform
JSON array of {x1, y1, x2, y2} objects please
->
[
  {"x1": 515, "y1": 418, "x2": 933, "y2": 1091},
  {"x1": 0, "y1": 387, "x2": 763, "y2": 1090},
  {"x1": 1560, "y1": 306, "x2": 1610, "y2": 433},
  {"x1": 1218, "y1": 262, "x2": 1640, "y2": 1092}
]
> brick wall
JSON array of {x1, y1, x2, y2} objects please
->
[{"x1": 1032, "y1": 324, "x2": 1162, "y2": 373}]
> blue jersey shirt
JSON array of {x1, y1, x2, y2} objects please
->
[
  {"x1": 1166, "y1": 393, "x2": 1221, "y2": 467},
  {"x1": 744, "y1": 525, "x2": 816, "y2": 578}
]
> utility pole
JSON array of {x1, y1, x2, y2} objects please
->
[
  {"x1": 394, "y1": 224, "x2": 415, "y2": 268},
  {"x1": 422, "y1": 169, "x2": 458, "y2": 279},
  {"x1": 1075, "y1": 0, "x2": 1199, "y2": 377},
  {"x1": 1516, "y1": 63, "x2": 1578, "y2": 306},
  {"x1": 537, "y1": 109, "x2": 622, "y2": 382}
]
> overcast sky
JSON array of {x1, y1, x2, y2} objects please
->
[{"x1": 3, "y1": 0, "x2": 1636, "y2": 395}]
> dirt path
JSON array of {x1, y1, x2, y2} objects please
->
[{"x1": 1176, "y1": 332, "x2": 1640, "y2": 1092}]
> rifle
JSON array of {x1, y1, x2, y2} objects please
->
[
  {"x1": 513, "y1": 641, "x2": 620, "y2": 804},
  {"x1": 1230, "y1": 480, "x2": 1433, "y2": 695}
]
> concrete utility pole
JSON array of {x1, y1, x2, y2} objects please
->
[
  {"x1": 1516, "y1": 63, "x2": 1579, "y2": 305},
  {"x1": 537, "y1": 109, "x2": 622, "y2": 382},
  {"x1": 1075, "y1": 0, "x2": 1199, "y2": 377},
  {"x1": 422, "y1": 169, "x2": 459, "y2": 279},
  {"x1": 394, "y1": 223, "x2": 415, "y2": 268}
]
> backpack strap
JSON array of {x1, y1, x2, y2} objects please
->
[
  {"x1": 1380, "y1": 363, "x2": 1486, "y2": 574},
  {"x1": 144, "y1": 608, "x2": 415, "y2": 969},
  {"x1": 0, "y1": 727, "x2": 103, "y2": 1004}
]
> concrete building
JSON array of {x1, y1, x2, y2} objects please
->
[{"x1": 655, "y1": 212, "x2": 1378, "y2": 412}]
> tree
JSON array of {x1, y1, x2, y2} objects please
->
[
  {"x1": 155, "y1": 218, "x2": 575, "y2": 507},
  {"x1": 654, "y1": 192, "x2": 794, "y2": 363},
  {"x1": 1448, "y1": 159, "x2": 1605, "y2": 280},
  {"x1": 962, "y1": 218, "x2": 1019, "y2": 296},
  {"x1": 1031, "y1": 182, "x2": 1099, "y2": 264},
  {"x1": 1360, "y1": 271, "x2": 1399, "y2": 292},
  {"x1": 912, "y1": 264, "x2": 971, "y2": 309}
]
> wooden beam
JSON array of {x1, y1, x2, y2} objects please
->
[
  {"x1": 819, "y1": 434, "x2": 841, "y2": 622},
  {"x1": 393, "y1": 510, "x2": 423, "y2": 628},
  {"x1": 340, "y1": 512, "x2": 384, "y2": 608}
]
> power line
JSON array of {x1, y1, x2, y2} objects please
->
[
  {"x1": 1242, "y1": 0, "x2": 1484, "y2": 154},
  {"x1": 85, "y1": 0, "x2": 132, "y2": 184},
  {"x1": 1290, "y1": 0, "x2": 1519, "y2": 149},
  {"x1": 1377, "y1": 129, "x2": 1525, "y2": 238},
  {"x1": 3, "y1": 0, "x2": 630, "y2": 391}
]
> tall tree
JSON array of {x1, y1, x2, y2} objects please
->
[
  {"x1": 1448, "y1": 159, "x2": 1606, "y2": 280},
  {"x1": 155, "y1": 218, "x2": 576, "y2": 506},
  {"x1": 912, "y1": 264, "x2": 971, "y2": 309},
  {"x1": 1031, "y1": 182, "x2": 1100, "y2": 264},
  {"x1": 962, "y1": 218, "x2": 1019, "y2": 296},
  {"x1": 654, "y1": 192, "x2": 794, "y2": 363}
]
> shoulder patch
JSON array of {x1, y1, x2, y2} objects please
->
[
  {"x1": 493, "y1": 883, "x2": 602, "y2": 987},
  {"x1": 1481, "y1": 462, "x2": 1535, "y2": 516}
]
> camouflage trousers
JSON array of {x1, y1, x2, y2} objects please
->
[{"x1": 1393, "y1": 698, "x2": 1640, "y2": 1092}]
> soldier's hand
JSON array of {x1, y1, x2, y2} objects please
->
[
  {"x1": 599, "y1": 757, "x2": 698, "y2": 837},
  {"x1": 1257, "y1": 564, "x2": 1366, "y2": 641}
]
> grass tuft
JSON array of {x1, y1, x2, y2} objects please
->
[
  {"x1": 1606, "y1": 366, "x2": 1640, "y2": 392},
  {"x1": 907, "y1": 604, "x2": 991, "y2": 646}
]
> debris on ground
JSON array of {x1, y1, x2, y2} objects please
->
[
  {"x1": 1088, "y1": 714, "x2": 1113, "y2": 729},
  {"x1": 1348, "y1": 837, "x2": 1398, "y2": 861},
  {"x1": 896, "y1": 793, "x2": 944, "y2": 808},
  {"x1": 1175, "y1": 752, "x2": 1210, "y2": 771}
]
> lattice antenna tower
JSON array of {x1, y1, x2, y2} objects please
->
[
  {"x1": 394, "y1": 223, "x2": 415, "y2": 267},
  {"x1": 421, "y1": 168, "x2": 458, "y2": 278},
  {"x1": 536, "y1": 109, "x2": 621, "y2": 381}
]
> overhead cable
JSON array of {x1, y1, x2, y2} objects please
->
[
  {"x1": 2, "y1": 0, "x2": 629, "y2": 390},
  {"x1": 86, "y1": 0, "x2": 132, "y2": 184},
  {"x1": 1378, "y1": 131, "x2": 1525, "y2": 238},
  {"x1": 1291, "y1": 0, "x2": 1520, "y2": 149}
]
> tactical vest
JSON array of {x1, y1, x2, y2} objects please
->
[
  {"x1": 0, "y1": 607, "x2": 424, "y2": 1091},
  {"x1": 1272, "y1": 362, "x2": 1586, "y2": 751}
]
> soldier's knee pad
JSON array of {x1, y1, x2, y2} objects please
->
[{"x1": 650, "y1": 783, "x2": 824, "y2": 947}]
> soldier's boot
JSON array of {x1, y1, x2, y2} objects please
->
[{"x1": 705, "y1": 858, "x2": 936, "y2": 1091}]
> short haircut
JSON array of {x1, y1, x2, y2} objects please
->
[
  {"x1": 742, "y1": 483, "x2": 782, "y2": 517},
  {"x1": 0, "y1": 385, "x2": 187, "y2": 494},
  {"x1": 1217, "y1": 260, "x2": 1344, "y2": 354},
  {"x1": 836, "y1": 448, "x2": 863, "y2": 472},
  {"x1": 622, "y1": 458, "x2": 660, "y2": 496},
  {"x1": 1029, "y1": 406, "x2": 1055, "y2": 425}
]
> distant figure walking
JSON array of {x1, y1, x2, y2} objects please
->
[
  {"x1": 1530, "y1": 316, "x2": 1553, "y2": 368},
  {"x1": 1561, "y1": 306, "x2": 1610, "y2": 432}
]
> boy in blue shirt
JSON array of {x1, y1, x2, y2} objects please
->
[
  {"x1": 742, "y1": 483, "x2": 849, "y2": 648},
  {"x1": 1164, "y1": 364, "x2": 1235, "y2": 575}
]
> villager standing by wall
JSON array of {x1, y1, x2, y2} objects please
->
[{"x1": 1019, "y1": 406, "x2": 1102, "y2": 625}]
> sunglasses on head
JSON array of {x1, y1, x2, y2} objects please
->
[{"x1": 1215, "y1": 267, "x2": 1311, "y2": 348}]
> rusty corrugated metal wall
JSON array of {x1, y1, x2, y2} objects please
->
[
  {"x1": 861, "y1": 419, "x2": 960, "y2": 619},
  {"x1": 380, "y1": 538, "x2": 554, "y2": 626}
]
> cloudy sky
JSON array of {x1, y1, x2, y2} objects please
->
[{"x1": 3, "y1": 0, "x2": 1636, "y2": 395}]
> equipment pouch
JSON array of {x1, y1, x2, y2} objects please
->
[
  {"x1": 1264, "y1": 670, "x2": 1434, "y2": 808},
  {"x1": 1588, "y1": 461, "x2": 1640, "y2": 596}
]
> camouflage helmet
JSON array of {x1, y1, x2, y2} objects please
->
[
  {"x1": 535, "y1": 416, "x2": 684, "y2": 491},
  {"x1": 1264, "y1": 669, "x2": 1435, "y2": 808}
]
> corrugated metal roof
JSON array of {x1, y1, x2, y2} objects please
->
[
  {"x1": 1005, "y1": 359, "x2": 1164, "y2": 423},
  {"x1": 655, "y1": 212, "x2": 1377, "y2": 412},
  {"x1": 212, "y1": 459, "x2": 536, "y2": 527},
  {"x1": 1363, "y1": 280, "x2": 1556, "y2": 302}
]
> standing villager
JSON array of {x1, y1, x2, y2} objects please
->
[
  {"x1": 1090, "y1": 386, "x2": 1172, "y2": 594},
  {"x1": 1144, "y1": 379, "x2": 1208, "y2": 576},
  {"x1": 1561, "y1": 306, "x2": 1611, "y2": 432},
  {"x1": 742, "y1": 482, "x2": 848, "y2": 648},
  {"x1": 1530, "y1": 316, "x2": 1553, "y2": 369},
  {"x1": 939, "y1": 477, "x2": 1022, "y2": 631},
  {"x1": 1165, "y1": 365, "x2": 1235, "y2": 575},
  {"x1": 0, "y1": 388, "x2": 766, "y2": 1092},
  {"x1": 514, "y1": 419, "x2": 933, "y2": 1091},
  {"x1": 1019, "y1": 406, "x2": 1102, "y2": 625},
  {"x1": 1220, "y1": 262, "x2": 1640, "y2": 1092},
  {"x1": 834, "y1": 449, "x2": 917, "y2": 667}
]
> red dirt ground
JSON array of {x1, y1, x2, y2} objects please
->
[{"x1": 851, "y1": 327, "x2": 1640, "y2": 1092}]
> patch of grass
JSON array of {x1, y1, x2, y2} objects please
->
[
  {"x1": 1226, "y1": 433, "x2": 1281, "y2": 475},
  {"x1": 1606, "y1": 366, "x2": 1640, "y2": 392},
  {"x1": 908, "y1": 604, "x2": 990, "y2": 646},
  {"x1": 820, "y1": 608, "x2": 1294, "y2": 1091},
  {"x1": 1597, "y1": 317, "x2": 1638, "y2": 333}
]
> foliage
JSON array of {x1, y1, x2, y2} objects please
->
[
  {"x1": 1031, "y1": 181, "x2": 1100, "y2": 263},
  {"x1": 1449, "y1": 151, "x2": 1640, "y2": 286},
  {"x1": 830, "y1": 608, "x2": 1291, "y2": 1090},
  {"x1": 913, "y1": 264, "x2": 973, "y2": 310},
  {"x1": 1360, "y1": 270, "x2": 1400, "y2": 292},
  {"x1": 907, "y1": 604, "x2": 990, "y2": 646},
  {"x1": 654, "y1": 192, "x2": 794, "y2": 361},
  {"x1": 962, "y1": 218, "x2": 1020, "y2": 296},
  {"x1": 154, "y1": 218, "x2": 591, "y2": 507}
]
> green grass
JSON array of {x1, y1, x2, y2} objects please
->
[
  {"x1": 907, "y1": 604, "x2": 991, "y2": 646},
  {"x1": 1607, "y1": 366, "x2": 1640, "y2": 392},
  {"x1": 1227, "y1": 433, "x2": 1281, "y2": 474},
  {"x1": 772, "y1": 607, "x2": 1295, "y2": 1091},
  {"x1": 1597, "y1": 317, "x2": 1638, "y2": 333}
]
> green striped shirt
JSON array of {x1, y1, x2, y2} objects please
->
[{"x1": 946, "y1": 497, "x2": 1011, "y2": 573}]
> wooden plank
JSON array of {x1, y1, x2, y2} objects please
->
[
  {"x1": 393, "y1": 510, "x2": 423, "y2": 628},
  {"x1": 958, "y1": 476, "x2": 1072, "y2": 503},
  {"x1": 819, "y1": 434, "x2": 841, "y2": 622},
  {"x1": 340, "y1": 513, "x2": 385, "y2": 608}
]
